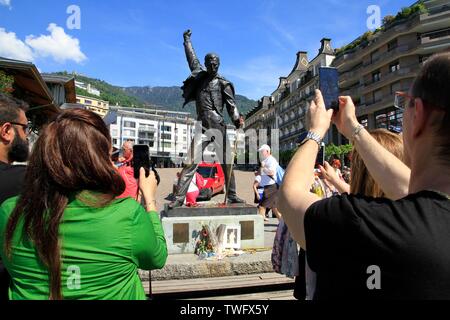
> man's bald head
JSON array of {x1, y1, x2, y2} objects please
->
[
  {"x1": 123, "y1": 141, "x2": 134, "y2": 150},
  {"x1": 122, "y1": 141, "x2": 134, "y2": 160}
]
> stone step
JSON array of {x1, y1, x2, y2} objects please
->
[{"x1": 139, "y1": 250, "x2": 274, "y2": 281}]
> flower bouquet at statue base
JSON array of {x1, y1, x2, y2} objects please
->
[{"x1": 194, "y1": 225, "x2": 218, "y2": 260}]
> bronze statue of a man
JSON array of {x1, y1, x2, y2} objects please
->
[{"x1": 169, "y1": 29, "x2": 245, "y2": 208}]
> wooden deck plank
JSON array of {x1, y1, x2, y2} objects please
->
[
  {"x1": 151, "y1": 276, "x2": 293, "y2": 289},
  {"x1": 143, "y1": 272, "x2": 295, "y2": 295},
  {"x1": 146, "y1": 278, "x2": 293, "y2": 292},
  {"x1": 149, "y1": 273, "x2": 291, "y2": 287},
  {"x1": 191, "y1": 290, "x2": 296, "y2": 301}
]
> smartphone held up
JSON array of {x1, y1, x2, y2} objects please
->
[
  {"x1": 132, "y1": 144, "x2": 160, "y2": 185},
  {"x1": 318, "y1": 67, "x2": 340, "y2": 111}
]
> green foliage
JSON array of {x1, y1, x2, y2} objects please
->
[
  {"x1": 75, "y1": 87, "x2": 97, "y2": 99},
  {"x1": 361, "y1": 31, "x2": 373, "y2": 42},
  {"x1": 335, "y1": 31, "x2": 373, "y2": 56},
  {"x1": 279, "y1": 143, "x2": 352, "y2": 166},
  {"x1": 194, "y1": 226, "x2": 214, "y2": 255},
  {"x1": 325, "y1": 143, "x2": 353, "y2": 161},
  {"x1": 54, "y1": 71, "x2": 144, "y2": 107},
  {"x1": 0, "y1": 71, "x2": 14, "y2": 95},
  {"x1": 382, "y1": 15, "x2": 395, "y2": 26},
  {"x1": 335, "y1": 1, "x2": 428, "y2": 56},
  {"x1": 396, "y1": 2, "x2": 427, "y2": 20}
]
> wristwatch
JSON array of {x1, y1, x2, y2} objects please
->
[{"x1": 299, "y1": 131, "x2": 322, "y2": 147}]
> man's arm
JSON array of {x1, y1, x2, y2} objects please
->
[
  {"x1": 253, "y1": 182, "x2": 260, "y2": 199},
  {"x1": 183, "y1": 30, "x2": 202, "y2": 72},
  {"x1": 333, "y1": 97, "x2": 410, "y2": 200},
  {"x1": 278, "y1": 91, "x2": 334, "y2": 249}
]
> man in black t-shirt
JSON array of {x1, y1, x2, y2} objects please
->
[
  {"x1": 0, "y1": 93, "x2": 30, "y2": 301},
  {"x1": 279, "y1": 53, "x2": 450, "y2": 300}
]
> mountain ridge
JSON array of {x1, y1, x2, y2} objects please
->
[{"x1": 53, "y1": 72, "x2": 257, "y2": 118}]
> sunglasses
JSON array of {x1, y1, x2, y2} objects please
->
[
  {"x1": 9, "y1": 122, "x2": 31, "y2": 135},
  {"x1": 394, "y1": 91, "x2": 414, "y2": 111}
]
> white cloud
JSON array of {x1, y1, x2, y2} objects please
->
[
  {"x1": 25, "y1": 23, "x2": 87, "y2": 63},
  {"x1": 0, "y1": 28, "x2": 34, "y2": 61},
  {"x1": 0, "y1": 0, "x2": 11, "y2": 8},
  {"x1": 0, "y1": 24, "x2": 87, "y2": 64}
]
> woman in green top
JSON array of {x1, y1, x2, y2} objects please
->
[{"x1": 0, "y1": 109, "x2": 167, "y2": 300}]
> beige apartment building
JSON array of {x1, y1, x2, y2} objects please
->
[
  {"x1": 76, "y1": 94, "x2": 110, "y2": 117},
  {"x1": 333, "y1": 0, "x2": 450, "y2": 131}
]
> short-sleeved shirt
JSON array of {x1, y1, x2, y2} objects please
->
[
  {"x1": 0, "y1": 195, "x2": 167, "y2": 300},
  {"x1": 254, "y1": 175, "x2": 264, "y2": 193},
  {"x1": 260, "y1": 156, "x2": 278, "y2": 187},
  {"x1": 304, "y1": 190, "x2": 450, "y2": 300},
  {"x1": 116, "y1": 166, "x2": 138, "y2": 199}
]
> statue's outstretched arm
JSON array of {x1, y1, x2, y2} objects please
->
[{"x1": 183, "y1": 30, "x2": 202, "y2": 72}]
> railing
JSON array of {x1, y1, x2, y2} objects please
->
[
  {"x1": 280, "y1": 112, "x2": 306, "y2": 130},
  {"x1": 427, "y1": 4, "x2": 450, "y2": 15},
  {"x1": 356, "y1": 95, "x2": 395, "y2": 116},
  {"x1": 362, "y1": 66, "x2": 416, "y2": 94},
  {"x1": 281, "y1": 128, "x2": 305, "y2": 140},
  {"x1": 341, "y1": 84, "x2": 364, "y2": 97},
  {"x1": 421, "y1": 33, "x2": 450, "y2": 45},
  {"x1": 340, "y1": 65, "x2": 363, "y2": 82},
  {"x1": 362, "y1": 43, "x2": 417, "y2": 69},
  {"x1": 139, "y1": 125, "x2": 156, "y2": 132}
]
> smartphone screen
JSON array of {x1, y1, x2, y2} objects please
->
[
  {"x1": 316, "y1": 142, "x2": 326, "y2": 167},
  {"x1": 319, "y1": 67, "x2": 340, "y2": 110},
  {"x1": 133, "y1": 145, "x2": 150, "y2": 179}
]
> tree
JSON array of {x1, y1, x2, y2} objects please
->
[
  {"x1": 325, "y1": 144, "x2": 353, "y2": 163},
  {"x1": 0, "y1": 71, "x2": 14, "y2": 95},
  {"x1": 382, "y1": 15, "x2": 395, "y2": 26}
]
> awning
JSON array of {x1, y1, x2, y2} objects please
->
[{"x1": 0, "y1": 57, "x2": 59, "y2": 128}]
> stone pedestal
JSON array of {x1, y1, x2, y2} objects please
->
[{"x1": 161, "y1": 204, "x2": 264, "y2": 254}]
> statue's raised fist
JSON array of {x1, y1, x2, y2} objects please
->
[{"x1": 183, "y1": 29, "x2": 192, "y2": 39}]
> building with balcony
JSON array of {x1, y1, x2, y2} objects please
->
[
  {"x1": 107, "y1": 106, "x2": 196, "y2": 167},
  {"x1": 245, "y1": 96, "x2": 275, "y2": 143},
  {"x1": 272, "y1": 38, "x2": 336, "y2": 151},
  {"x1": 333, "y1": 0, "x2": 450, "y2": 131}
]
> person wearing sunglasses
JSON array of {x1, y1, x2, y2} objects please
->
[
  {"x1": 279, "y1": 52, "x2": 450, "y2": 300},
  {"x1": 0, "y1": 93, "x2": 30, "y2": 302}
]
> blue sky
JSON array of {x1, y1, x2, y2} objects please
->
[{"x1": 0, "y1": 0, "x2": 413, "y2": 100}]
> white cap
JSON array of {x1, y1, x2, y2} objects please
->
[{"x1": 258, "y1": 144, "x2": 271, "y2": 152}]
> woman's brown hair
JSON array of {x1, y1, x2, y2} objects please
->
[
  {"x1": 350, "y1": 129, "x2": 404, "y2": 197},
  {"x1": 4, "y1": 108, "x2": 125, "y2": 300}
]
